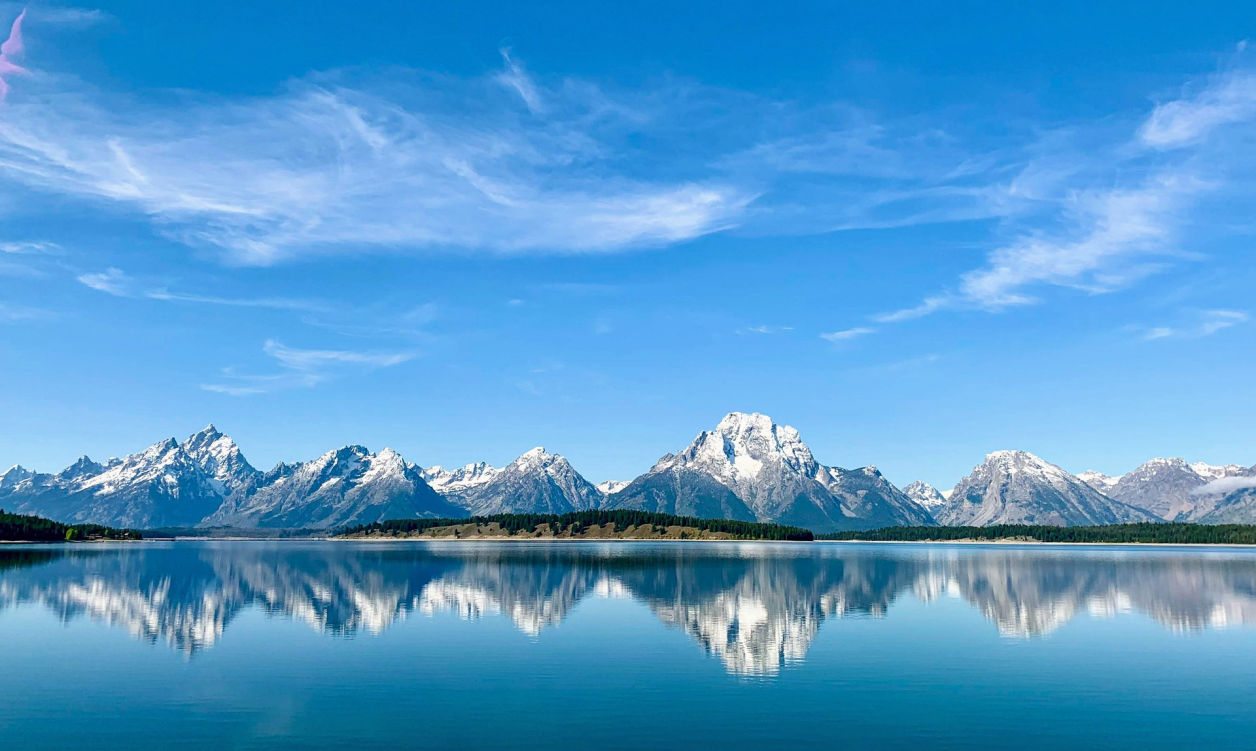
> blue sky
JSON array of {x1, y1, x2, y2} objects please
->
[{"x1": 1, "y1": 1, "x2": 1254, "y2": 488}]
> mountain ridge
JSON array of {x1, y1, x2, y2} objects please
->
[{"x1": 3, "y1": 417, "x2": 1252, "y2": 531}]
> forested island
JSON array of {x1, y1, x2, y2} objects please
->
[
  {"x1": 340, "y1": 510, "x2": 815, "y2": 541},
  {"x1": 818, "y1": 523, "x2": 1256, "y2": 545},
  {"x1": 0, "y1": 510, "x2": 142, "y2": 542}
]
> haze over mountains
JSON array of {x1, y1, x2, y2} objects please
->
[{"x1": 2, "y1": 413, "x2": 1253, "y2": 531}]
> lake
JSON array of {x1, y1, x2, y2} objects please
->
[{"x1": 2, "y1": 540, "x2": 1255, "y2": 749}]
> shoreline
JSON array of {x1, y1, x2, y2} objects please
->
[{"x1": 5, "y1": 537, "x2": 1256, "y2": 548}]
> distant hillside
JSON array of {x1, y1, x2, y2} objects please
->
[
  {"x1": 339, "y1": 510, "x2": 814, "y2": 541},
  {"x1": 819, "y1": 523, "x2": 1256, "y2": 545},
  {"x1": 0, "y1": 509, "x2": 141, "y2": 542}
]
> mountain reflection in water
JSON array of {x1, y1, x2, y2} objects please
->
[{"x1": 2, "y1": 541, "x2": 1255, "y2": 676}]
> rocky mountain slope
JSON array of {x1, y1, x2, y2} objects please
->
[
  {"x1": 204, "y1": 445, "x2": 463, "y2": 528},
  {"x1": 1078, "y1": 458, "x2": 1254, "y2": 521},
  {"x1": 421, "y1": 448, "x2": 602, "y2": 515},
  {"x1": 937, "y1": 450, "x2": 1156, "y2": 527}
]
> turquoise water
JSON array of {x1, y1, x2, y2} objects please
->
[{"x1": 2, "y1": 541, "x2": 1255, "y2": 749}]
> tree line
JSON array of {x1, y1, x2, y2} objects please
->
[
  {"x1": 0, "y1": 509, "x2": 142, "y2": 542},
  {"x1": 817, "y1": 523, "x2": 1256, "y2": 545},
  {"x1": 341, "y1": 510, "x2": 814, "y2": 541}
]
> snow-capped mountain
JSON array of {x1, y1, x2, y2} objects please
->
[
  {"x1": 421, "y1": 462, "x2": 501, "y2": 495},
  {"x1": 903, "y1": 481, "x2": 947, "y2": 512},
  {"x1": 1191, "y1": 462, "x2": 1249, "y2": 482},
  {"x1": 1078, "y1": 458, "x2": 1254, "y2": 521},
  {"x1": 181, "y1": 425, "x2": 260, "y2": 501},
  {"x1": 596, "y1": 480, "x2": 630, "y2": 495},
  {"x1": 606, "y1": 412, "x2": 933, "y2": 532},
  {"x1": 426, "y1": 448, "x2": 603, "y2": 515},
  {"x1": 204, "y1": 445, "x2": 462, "y2": 528},
  {"x1": 1076, "y1": 470, "x2": 1120, "y2": 493},
  {"x1": 5, "y1": 421, "x2": 1254, "y2": 530},
  {"x1": 1102, "y1": 458, "x2": 1219, "y2": 521},
  {"x1": 6, "y1": 427, "x2": 247, "y2": 528},
  {"x1": 938, "y1": 450, "x2": 1156, "y2": 527}
]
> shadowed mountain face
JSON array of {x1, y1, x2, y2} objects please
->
[{"x1": 3, "y1": 542, "x2": 1256, "y2": 675}]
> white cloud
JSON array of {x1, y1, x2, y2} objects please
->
[
  {"x1": 1191, "y1": 475, "x2": 1256, "y2": 496},
  {"x1": 820, "y1": 326, "x2": 875, "y2": 342},
  {"x1": 261, "y1": 339, "x2": 413, "y2": 370},
  {"x1": 1143, "y1": 309, "x2": 1248, "y2": 341},
  {"x1": 1199, "y1": 309, "x2": 1248, "y2": 335},
  {"x1": 0, "y1": 240, "x2": 58, "y2": 254},
  {"x1": 872, "y1": 58, "x2": 1256, "y2": 326},
  {"x1": 202, "y1": 339, "x2": 414, "y2": 396},
  {"x1": 0, "y1": 301, "x2": 50, "y2": 322},
  {"x1": 495, "y1": 48, "x2": 544, "y2": 115},
  {"x1": 76, "y1": 266, "x2": 132, "y2": 295},
  {"x1": 75, "y1": 266, "x2": 325, "y2": 310},
  {"x1": 0, "y1": 64, "x2": 751, "y2": 264},
  {"x1": 953, "y1": 175, "x2": 1195, "y2": 309},
  {"x1": 1140, "y1": 62, "x2": 1256, "y2": 148},
  {"x1": 145, "y1": 288, "x2": 327, "y2": 312},
  {"x1": 738, "y1": 325, "x2": 794, "y2": 335}
]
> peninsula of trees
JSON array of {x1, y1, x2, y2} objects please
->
[
  {"x1": 339, "y1": 510, "x2": 815, "y2": 541},
  {"x1": 0, "y1": 509, "x2": 142, "y2": 542}
]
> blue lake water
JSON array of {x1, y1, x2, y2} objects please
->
[{"x1": 2, "y1": 540, "x2": 1256, "y2": 749}]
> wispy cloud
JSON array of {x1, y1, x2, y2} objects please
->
[
  {"x1": 0, "y1": 300, "x2": 50, "y2": 322},
  {"x1": 75, "y1": 265, "x2": 326, "y2": 310},
  {"x1": 872, "y1": 55, "x2": 1256, "y2": 327},
  {"x1": 0, "y1": 48, "x2": 751, "y2": 264},
  {"x1": 0, "y1": 240, "x2": 57, "y2": 254},
  {"x1": 76, "y1": 266, "x2": 130, "y2": 295},
  {"x1": 1141, "y1": 47, "x2": 1256, "y2": 148},
  {"x1": 0, "y1": 8, "x2": 26, "y2": 102},
  {"x1": 737, "y1": 324, "x2": 794, "y2": 335},
  {"x1": 202, "y1": 339, "x2": 415, "y2": 396},
  {"x1": 1191, "y1": 475, "x2": 1256, "y2": 496},
  {"x1": 1141, "y1": 309, "x2": 1248, "y2": 340},
  {"x1": 820, "y1": 326, "x2": 875, "y2": 343},
  {"x1": 261, "y1": 338, "x2": 413, "y2": 369},
  {"x1": 495, "y1": 48, "x2": 544, "y2": 115}
]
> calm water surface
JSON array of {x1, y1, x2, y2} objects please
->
[{"x1": 2, "y1": 540, "x2": 1255, "y2": 749}]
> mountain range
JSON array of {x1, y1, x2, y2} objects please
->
[{"x1": 1, "y1": 413, "x2": 1253, "y2": 531}]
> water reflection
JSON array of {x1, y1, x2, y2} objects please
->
[{"x1": 2, "y1": 542, "x2": 1255, "y2": 675}]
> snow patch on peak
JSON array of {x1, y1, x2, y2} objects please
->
[
  {"x1": 421, "y1": 461, "x2": 500, "y2": 493},
  {"x1": 1190, "y1": 461, "x2": 1248, "y2": 482},
  {"x1": 512, "y1": 447, "x2": 557, "y2": 470},
  {"x1": 903, "y1": 480, "x2": 947, "y2": 510},
  {"x1": 597, "y1": 480, "x2": 630, "y2": 495},
  {"x1": 1078, "y1": 470, "x2": 1120, "y2": 490}
]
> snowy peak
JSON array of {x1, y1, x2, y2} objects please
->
[
  {"x1": 597, "y1": 480, "x2": 630, "y2": 495},
  {"x1": 940, "y1": 449, "x2": 1153, "y2": 527},
  {"x1": 1102, "y1": 456, "x2": 1254, "y2": 521},
  {"x1": 421, "y1": 461, "x2": 501, "y2": 493},
  {"x1": 903, "y1": 480, "x2": 947, "y2": 510},
  {"x1": 432, "y1": 447, "x2": 601, "y2": 515},
  {"x1": 0, "y1": 464, "x2": 37, "y2": 490},
  {"x1": 56, "y1": 456, "x2": 104, "y2": 482},
  {"x1": 1190, "y1": 461, "x2": 1248, "y2": 482},
  {"x1": 613, "y1": 412, "x2": 931, "y2": 532},
  {"x1": 663, "y1": 412, "x2": 820, "y2": 489},
  {"x1": 1078, "y1": 470, "x2": 1120, "y2": 491},
  {"x1": 179, "y1": 425, "x2": 258, "y2": 496},
  {"x1": 509, "y1": 447, "x2": 561, "y2": 472}
]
